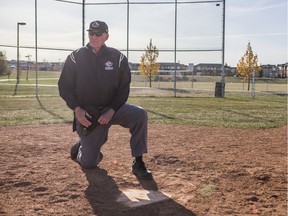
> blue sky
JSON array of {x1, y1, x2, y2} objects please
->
[{"x1": 0, "y1": 0, "x2": 287, "y2": 66}]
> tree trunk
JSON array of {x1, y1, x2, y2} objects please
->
[
  {"x1": 247, "y1": 77, "x2": 250, "y2": 91},
  {"x1": 149, "y1": 71, "x2": 152, "y2": 88}
]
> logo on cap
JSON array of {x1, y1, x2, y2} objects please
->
[
  {"x1": 91, "y1": 21, "x2": 100, "y2": 28},
  {"x1": 88, "y1": 20, "x2": 108, "y2": 33}
]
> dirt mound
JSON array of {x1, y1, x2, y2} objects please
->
[{"x1": 0, "y1": 124, "x2": 286, "y2": 215}]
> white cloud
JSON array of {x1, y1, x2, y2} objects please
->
[{"x1": 228, "y1": 1, "x2": 286, "y2": 13}]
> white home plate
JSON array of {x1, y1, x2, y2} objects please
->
[{"x1": 117, "y1": 189, "x2": 171, "y2": 208}]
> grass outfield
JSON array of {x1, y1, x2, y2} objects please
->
[
  {"x1": 0, "y1": 71, "x2": 287, "y2": 129},
  {"x1": 0, "y1": 93, "x2": 286, "y2": 129},
  {"x1": 1, "y1": 70, "x2": 287, "y2": 93}
]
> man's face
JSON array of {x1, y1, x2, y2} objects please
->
[{"x1": 88, "y1": 31, "x2": 109, "y2": 52}]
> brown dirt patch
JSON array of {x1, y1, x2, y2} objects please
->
[{"x1": 0, "y1": 124, "x2": 287, "y2": 216}]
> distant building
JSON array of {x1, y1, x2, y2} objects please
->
[
  {"x1": 194, "y1": 63, "x2": 222, "y2": 76},
  {"x1": 277, "y1": 63, "x2": 287, "y2": 78},
  {"x1": 9, "y1": 60, "x2": 28, "y2": 70},
  {"x1": 6, "y1": 59, "x2": 288, "y2": 79},
  {"x1": 158, "y1": 62, "x2": 188, "y2": 70},
  {"x1": 8, "y1": 60, "x2": 64, "y2": 71},
  {"x1": 261, "y1": 64, "x2": 280, "y2": 78},
  {"x1": 129, "y1": 62, "x2": 139, "y2": 71},
  {"x1": 129, "y1": 62, "x2": 188, "y2": 71}
]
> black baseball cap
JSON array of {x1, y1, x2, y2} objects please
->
[{"x1": 87, "y1": 20, "x2": 108, "y2": 33}]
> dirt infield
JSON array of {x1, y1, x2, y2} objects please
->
[{"x1": 0, "y1": 124, "x2": 287, "y2": 216}]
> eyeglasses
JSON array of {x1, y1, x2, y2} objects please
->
[{"x1": 88, "y1": 31, "x2": 104, "y2": 37}]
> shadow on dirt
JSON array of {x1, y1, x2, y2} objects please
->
[{"x1": 83, "y1": 168, "x2": 196, "y2": 216}]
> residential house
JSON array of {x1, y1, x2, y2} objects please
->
[
  {"x1": 277, "y1": 63, "x2": 287, "y2": 78},
  {"x1": 158, "y1": 62, "x2": 188, "y2": 71},
  {"x1": 194, "y1": 63, "x2": 222, "y2": 76},
  {"x1": 261, "y1": 64, "x2": 280, "y2": 78}
]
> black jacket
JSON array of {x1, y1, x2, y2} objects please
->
[{"x1": 58, "y1": 43, "x2": 131, "y2": 113}]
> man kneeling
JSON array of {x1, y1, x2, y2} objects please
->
[{"x1": 58, "y1": 20, "x2": 152, "y2": 180}]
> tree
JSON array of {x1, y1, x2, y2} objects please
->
[
  {"x1": 139, "y1": 39, "x2": 160, "y2": 87},
  {"x1": 236, "y1": 42, "x2": 261, "y2": 91},
  {"x1": 0, "y1": 51, "x2": 11, "y2": 78}
]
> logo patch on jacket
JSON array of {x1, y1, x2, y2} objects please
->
[{"x1": 105, "y1": 61, "x2": 113, "y2": 70}]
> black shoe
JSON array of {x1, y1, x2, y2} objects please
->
[
  {"x1": 132, "y1": 160, "x2": 153, "y2": 180},
  {"x1": 70, "y1": 142, "x2": 80, "y2": 160}
]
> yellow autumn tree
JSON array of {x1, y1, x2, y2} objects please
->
[
  {"x1": 139, "y1": 39, "x2": 160, "y2": 88},
  {"x1": 236, "y1": 42, "x2": 261, "y2": 91}
]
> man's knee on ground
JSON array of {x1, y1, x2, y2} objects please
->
[{"x1": 78, "y1": 156, "x2": 100, "y2": 169}]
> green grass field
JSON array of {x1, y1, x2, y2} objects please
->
[
  {"x1": 0, "y1": 70, "x2": 287, "y2": 129},
  {"x1": 1, "y1": 70, "x2": 287, "y2": 93}
]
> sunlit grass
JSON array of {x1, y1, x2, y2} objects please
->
[
  {"x1": 0, "y1": 71, "x2": 286, "y2": 129},
  {"x1": 1, "y1": 70, "x2": 287, "y2": 93},
  {"x1": 0, "y1": 94, "x2": 286, "y2": 128}
]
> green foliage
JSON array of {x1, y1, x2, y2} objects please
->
[{"x1": 0, "y1": 51, "x2": 12, "y2": 77}]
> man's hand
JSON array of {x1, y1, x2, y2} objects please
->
[
  {"x1": 98, "y1": 108, "x2": 115, "y2": 125},
  {"x1": 74, "y1": 106, "x2": 92, "y2": 128}
]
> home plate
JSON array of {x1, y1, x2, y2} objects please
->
[{"x1": 117, "y1": 189, "x2": 171, "y2": 208}]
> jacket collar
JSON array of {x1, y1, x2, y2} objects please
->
[{"x1": 86, "y1": 43, "x2": 108, "y2": 55}]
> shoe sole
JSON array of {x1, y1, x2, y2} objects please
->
[{"x1": 132, "y1": 170, "x2": 153, "y2": 180}]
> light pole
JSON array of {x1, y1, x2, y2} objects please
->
[{"x1": 16, "y1": 22, "x2": 26, "y2": 87}]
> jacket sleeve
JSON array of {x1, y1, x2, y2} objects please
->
[
  {"x1": 109, "y1": 53, "x2": 131, "y2": 112},
  {"x1": 58, "y1": 53, "x2": 79, "y2": 110}
]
